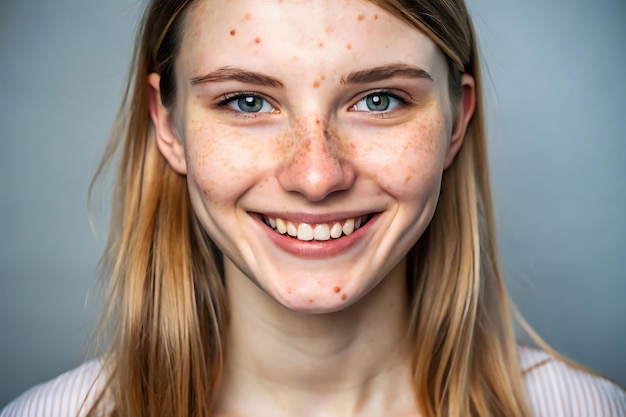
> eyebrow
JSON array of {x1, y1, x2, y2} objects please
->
[
  {"x1": 190, "y1": 67, "x2": 284, "y2": 87},
  {"x1": 189, "y1": 63, "x2": 432, "y2": 88},
  {"x1": 340, "y1": 64, "x2": 433, "y2": 85}
]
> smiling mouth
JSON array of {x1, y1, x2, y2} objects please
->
[{"x1": 260, "y1": 214, "x2": 375, "y2": 242}]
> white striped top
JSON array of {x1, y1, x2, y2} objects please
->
[
  {"x1": 518, "y1": 346, "x2": 626, "y2": 416},
  {"x1": 2, "y1": 346, "x2": 625, "y2": 416}
]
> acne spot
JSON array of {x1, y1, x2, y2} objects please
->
[
  {"x1": 313, "y1": 81, "x2": 320, "y2": 88},
  {"x1": 255, "y1": 36, "x2": 261, "y2": 44},
  {"x1": 341, "y1": 294, "x2": 347, "y2": 301},
  {"x1": 333, "y1": 286, "x2": 341, "y2": 293},
  {"x1": 318, "y1": 42, "x2": 324, "y2": 48},
  {"x1": 320, "y1": 75, "x2": 326, "y2": 81},
  {"x1": 309, "y1": 299, "x2": 314, "y2": 303},
  {"x1": 374, "y1": 14, "x2": 379, "y2": 20},
  {"x1": 346, "y1": 43, "x2": 352, "y2": 50},
  {"x1": 325, "y1": 26, "x2": 335, "y2": 34},
  {"x1": 315, "y1": 119, "x2": 320, "y2": 125},
  {"x1": 287, "y1": 287, "x2": 293, "y2": 294},
  {"x1": 245, "y1": 12, "x2": 252, "y2": 20},
  {"x1": 230, "y1": 29, "x2": 236, "y2": 36},
  {"x1": 357, "y1": 14, "x2": 365, "y2": 21}
]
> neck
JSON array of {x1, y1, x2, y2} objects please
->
[{"x1": 216, "y1": 259, "x2": 417, "y2": 417}]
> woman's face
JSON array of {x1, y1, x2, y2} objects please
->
[{"x1": 151, "y1": 0, "x2": 473, "y2": 313}]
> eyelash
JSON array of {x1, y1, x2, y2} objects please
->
[
  {"x1": 212, "y1": 89, "x2": 412, "y2": 116},
  {"x1": 352, "y1": 89, "x2": 411, "y2": 115},
  {"x1": 214, "y1": 92, "x2": 277, "y2": 116}
]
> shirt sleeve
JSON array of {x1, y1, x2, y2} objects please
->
[
  {"x1": 0, "y1": 360, "x2": 110, "y2": 417},
  {"x1": 519, "y1": 346, "x2": 626, "y2": 417}
]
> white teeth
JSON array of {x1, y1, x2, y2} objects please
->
[
  {"x1": 297, "y1": 223, "x2": 314, "y2": 241},
  {"x1": 313, "y1": 224, "x2": 331, "y2": 241},
  {"x1": 264, "y1": 215, "x2": 370, "y2": 241},
  {"x1": 330, "y1": 222, "x2": 343, "y2": 239},
  {"x1": 342, "y1": 218, "x2": 355, "y2": 235},
  {"x1": 276, "y1": 218, "x2": 287, "y2": 234}
]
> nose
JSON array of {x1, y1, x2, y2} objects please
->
[{"x1": 277, "y1": 120, "x2": 356, "y2": 201}]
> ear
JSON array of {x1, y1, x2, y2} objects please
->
[
  {"x1": 444, "y1": 73, "x2": 476, "y2": 169},
  {"x1": 148, "y1": 73, "x2": 187, "y2": 174}
]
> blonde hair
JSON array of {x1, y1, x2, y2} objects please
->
[{"x1": 90, "y1": 0, "x2": 535, "y2": 416}]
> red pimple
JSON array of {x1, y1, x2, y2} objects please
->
[
  {"x1": 333, "y1": 286, "x2": 341, "y2": 293},
  {"x1": 357, "y1": 14, "x2": 365, "y2": 21},
  {"x1": 341, "y1": 294, "x2": 347, "y2": 300},
  {"x1": 315, "y1": 119, "x2": 320, "y2": 125},
  {"x1": 255, "y1": 36, "x2": 261, "y2": 43},
  {"x1": 230, "y1": 29, "x2": 236, "y2": 36}
]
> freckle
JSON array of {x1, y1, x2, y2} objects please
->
[
  {"x1": 374, "y1": 14, "x2": 379, "y2": 20},
  {"x1": 404, "y1": 175, "x2": 411, "y2": 184},
  {"x1": 318, "y1": 42, "x2": 324, "y2": 48},
  {"x1": 320, "y1": 75, "x2": 326, "y2": 80},
  {"x1": 255, "y1": 37, "x2": 261, "y2": 43},
  {"x1": 333, "y1": 286, "x2": 341, "y2": 293},
  {"x1": 230, "y1": 29, "x2": 236, "y2": 36},
  {"x1": 341, "y1": 294, "x2": 347, "y2": 300},
  {"x1": 309, "y1": 299, "x2": 314, "y2": 303},
  {"x1": 313, "y1": 81, "x2": 320, "y2": 88},
  {"x1": 346, "y1": 43, "x2": 352, "y2": 50},
  {"x1": 357, "y1": 14, "x2": 365, "y2": 21}
]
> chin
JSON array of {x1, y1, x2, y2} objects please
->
[{"x1": 271, "y1": 289, "x2": 358, "y2": 315}]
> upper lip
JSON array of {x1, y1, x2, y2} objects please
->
[{"x1": 251, "y1": 211, "x2": 379, "y2": 224}]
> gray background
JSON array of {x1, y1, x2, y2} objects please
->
[{"x1": 1, "y1": 0, "x2": 624, "y2": 408}]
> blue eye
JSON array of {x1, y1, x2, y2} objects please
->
[
  {"x1": 219, "y1": 93, "x2": 277, "y2": 113},
  {"x1": 352, "y1": 92, "x2": 405, "y2": 112}
]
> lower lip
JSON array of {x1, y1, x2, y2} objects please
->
[{"x1": 253, "y1": 214, "x2": 379, "y2": 258}]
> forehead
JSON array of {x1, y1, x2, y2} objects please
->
[{"x1": 179, "y1": 0, "x2": 447, "y2": 83}]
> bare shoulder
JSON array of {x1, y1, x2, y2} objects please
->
[
  {"x1": 0, "y1": 360, "x2": 111, "y2": 417},
  {"x1": 518, "y1": 345, "x2": 626, "y2": 417}
]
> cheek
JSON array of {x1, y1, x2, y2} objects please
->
[
  {"x1": 182, "y1": 116, "x2": 256, "y2": 206},
  {"x1": 360, "y1": 115, "x2": 449, "y2": 200},
  {"x1": 181, "y1": 109, "x2": 284, "y2": 210}
]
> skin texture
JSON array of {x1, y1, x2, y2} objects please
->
[{"x1": 149, "y1": 0, "x2": 475, "y2": 415}]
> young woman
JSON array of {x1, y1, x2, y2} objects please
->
[{"x1": 2, "y1": 0, "x2": 625, "y2": 416}]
